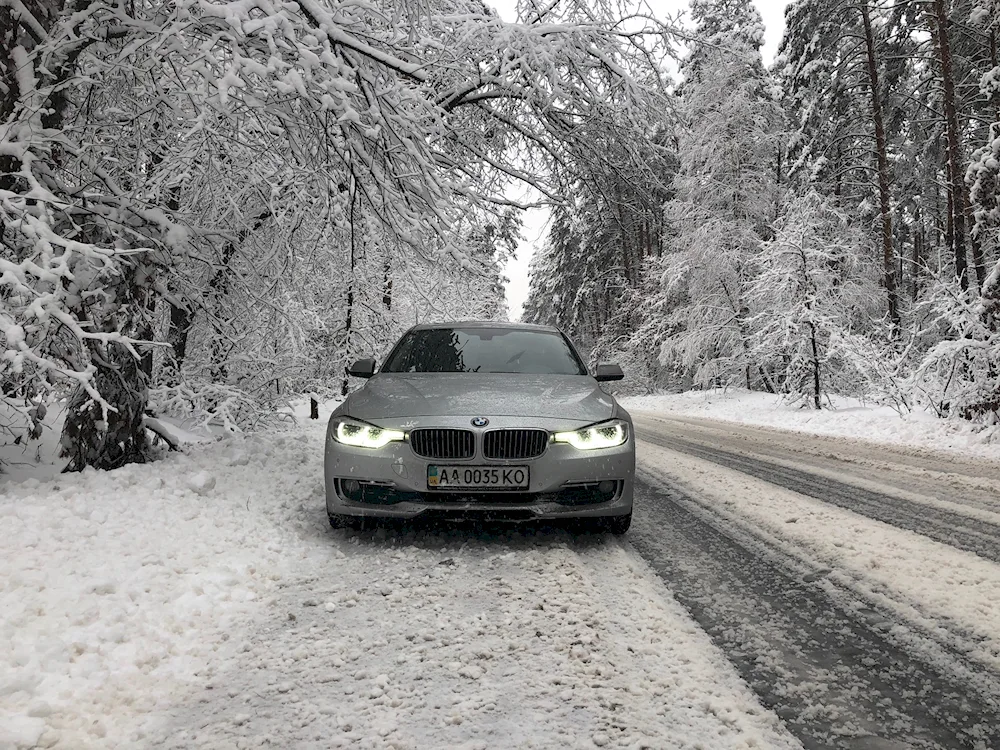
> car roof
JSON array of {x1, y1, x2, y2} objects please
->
[{"x1": 408, "y1": 320, "x2": 562, "y2": 333}]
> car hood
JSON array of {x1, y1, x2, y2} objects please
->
[{"x1": 344, "y1": 373, "x2": 615, "y2": 422}]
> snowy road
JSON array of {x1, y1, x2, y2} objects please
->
[
  {"x1": 630, "y1": 412, "x2": 1000, "y2": 749},
  {"x1": 634, "y1": 413, "x2": 1000, "y2": 559},
  {"x1": 148, "y1": 529, "x2": 797, "y2": 750},
  {"x1": 4, "y1": 406, "x2": 1000, "y2": 749}
]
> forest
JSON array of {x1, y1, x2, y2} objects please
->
[
  {"x1": 1, "y1": 0, "x2": 998, "y2": 471},
  {"x1": 524, "y1": 0, "x2": 1000, "y2": 418}
]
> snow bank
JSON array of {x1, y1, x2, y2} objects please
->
[
  {"x1": 1, "y1": 393, "x2": 340, "y2": 483},
  {"x1": 0, "y1": 430, "x2": 313, "y2": 747}
]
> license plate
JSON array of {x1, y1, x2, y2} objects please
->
[{"x1": 427, "y1": 465, "x2": 529, "y2": 491}]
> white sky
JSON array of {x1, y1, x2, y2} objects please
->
[{"x1": 491, "y1": 0, "x2": 791, "y2": 320}]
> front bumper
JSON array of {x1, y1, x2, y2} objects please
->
[{"x1": 324, "y1": 415, "x2": 634, "y2": 523}]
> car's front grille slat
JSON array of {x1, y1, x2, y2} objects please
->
[
  {"x1": 483, "y1": 429, "x2": 548, "y2": 460},
  {"x1": 410, "y1": 428, "x2": 474, "y2": 460}
]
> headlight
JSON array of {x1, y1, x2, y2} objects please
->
[
  {"x1": 331, "y1": 418, "x2": 405, "y2": 449},
  {"x1": 553, "y1": 419, "x2": 629, "y2": 450}
]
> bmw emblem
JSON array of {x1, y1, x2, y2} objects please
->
[{"x1": 471, "y1": 417, "x2": 489, "y2": 427}]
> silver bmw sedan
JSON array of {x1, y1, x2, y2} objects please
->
[{"x1": 323, "y1": 321, "x2": 634, "y2": 533}]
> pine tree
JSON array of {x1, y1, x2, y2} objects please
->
[
  {"x1": 655, "y1": 0, "x2": 784, "y2": 387},
  {"x1": 778, "y1": 0, "x2": 902, "y2": 326},
  {"x1": 968, "y1": 0, "x2": 1000, "y2": 280}
]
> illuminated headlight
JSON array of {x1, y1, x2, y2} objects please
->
[
  {"x1": 553, "y1": 419, "x2": 629, "y2": 450},
  {"x1": 332, "y1": 418, "x2": 405, "y2": 449}
]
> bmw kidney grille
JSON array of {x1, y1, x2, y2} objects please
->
[
  {"x1": 482, "y1": 429, "x2": 548, "y2": 460},
  {"x1": 409, "y1": 428, "x2": 476, "y2": 459}
]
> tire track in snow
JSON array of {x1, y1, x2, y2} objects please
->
[
  {"x1": 635, "y1": 427, "x2": 1000, "y2": 563},
  {"x1": 628, "y1": 475, "x2": 1000, "y2": 750}
]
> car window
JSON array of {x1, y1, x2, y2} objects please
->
[{"x1": 381, "y1": 328, "x2": 587, "y2": 375}]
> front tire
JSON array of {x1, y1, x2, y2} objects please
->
[
  {"x1": 328, "y1": 512, "x2": 359, "y2": 530},
  {"x1": 329, "y1": 512, "x2": 380, "y2": 532},
  {"x1": 602, "y1": 512, "x2": 631, "y2": 535}
]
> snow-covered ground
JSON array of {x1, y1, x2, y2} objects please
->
[
  {"x1": 622, "y1": 388, "x2": 1000, "y2": 460},
  {"x1": 1, "y1": 400, "x2": 800, "y2": 750},
  {"x1": 6, "y1": 390, "x2": 1000, "y2": 749}
]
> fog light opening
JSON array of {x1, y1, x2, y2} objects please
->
[
  {"x1": 341, "y1": 479, "x2": 360, "y2": 495},
  {"x1": 597, "y1": 480, "x2": 615, "y2": 495}
]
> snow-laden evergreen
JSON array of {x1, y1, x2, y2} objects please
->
[{"x1": 651, "y1": 0, "x2": 783, "y2": 388}]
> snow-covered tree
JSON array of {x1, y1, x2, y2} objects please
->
[
  {"x1": 778, "y1": 0, "x2": 908, "y2": 325},
  {"x1": 967, "y1": 0, "x2": 1000, "y2": 273},
  {"x1": 1, "y1": 0, "x2": 677, "y2": 468},
  {"x1": 747, "y1": 191, "x2": 883, "y2": 408},
  {"x1": 655, "y1": 0, "x2": 784, "y2": 388},
  {"x1": 909, "y1": 0, "x2": 1000, "y2": 424},
  {"x1": 523, "y1": 208, "x2": 588, "y2": 336},
  {"x1": 910, "y1": 268, "x2": 1000, "y2": 422}
]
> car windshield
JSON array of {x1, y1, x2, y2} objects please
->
[{"x1": 380, "y1": 327, "x2": 587, "y2": 375}]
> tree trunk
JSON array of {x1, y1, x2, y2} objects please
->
[
  {"x1": 993, "y1": 29, "x2": 1000, "y2": 128},
  {"x1": 613, "y1": 182, "x2": 634, "y2": 286},
  {"x1": 0, "y1": 6, "x2": 20, "y2": 197},
  {"x1": 207, "y1": 210, "x2": 271, "y2": 382},
  {"x1": 757, "y1": 366, "x2": 777, "y2": 394},
  {"x1": 208, "y1": 240, "x2": 238, "y2": 382},
  {"x1": 929, "y1": 0, "x2": 972, "y2": 289},
  {"x1": 808, "y1": 321, "x2": 821, "y2": 410},
  {"x1": 970, "y1": 225, "x2": 986, "y2": 290},
  {"x1": 382, "y1": 255, "x2": 393, "y2": 310},
  {"x1": 167, "y1": 302, "x2": 193, "y2": 377},
  {"x1": 341, "y1": 184, "x2": 358, "y2": 397},
  {"x1": 137, "y1": 288, "x2": 156, "y2": 379},
  {"x1": 162, "y1": 182, "x2": 190, "y2": 382},
  {"x1": 860, "y1": 1, "x2": 899, "y2": 328}
]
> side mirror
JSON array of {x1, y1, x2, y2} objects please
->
[
  {"x1": 594, "y1": 365, "x2": 625, "y2": 383},
  {"x1": 594, "y1": 363, "x2": 624, "y2": 382},
  {"x1": 347, "y1": 358, "x2": 376, "y2": 378}
]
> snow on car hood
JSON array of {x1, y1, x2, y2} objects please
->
[{"x1": 344, "y1": 373, "x2": 615, "y2": 421}]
